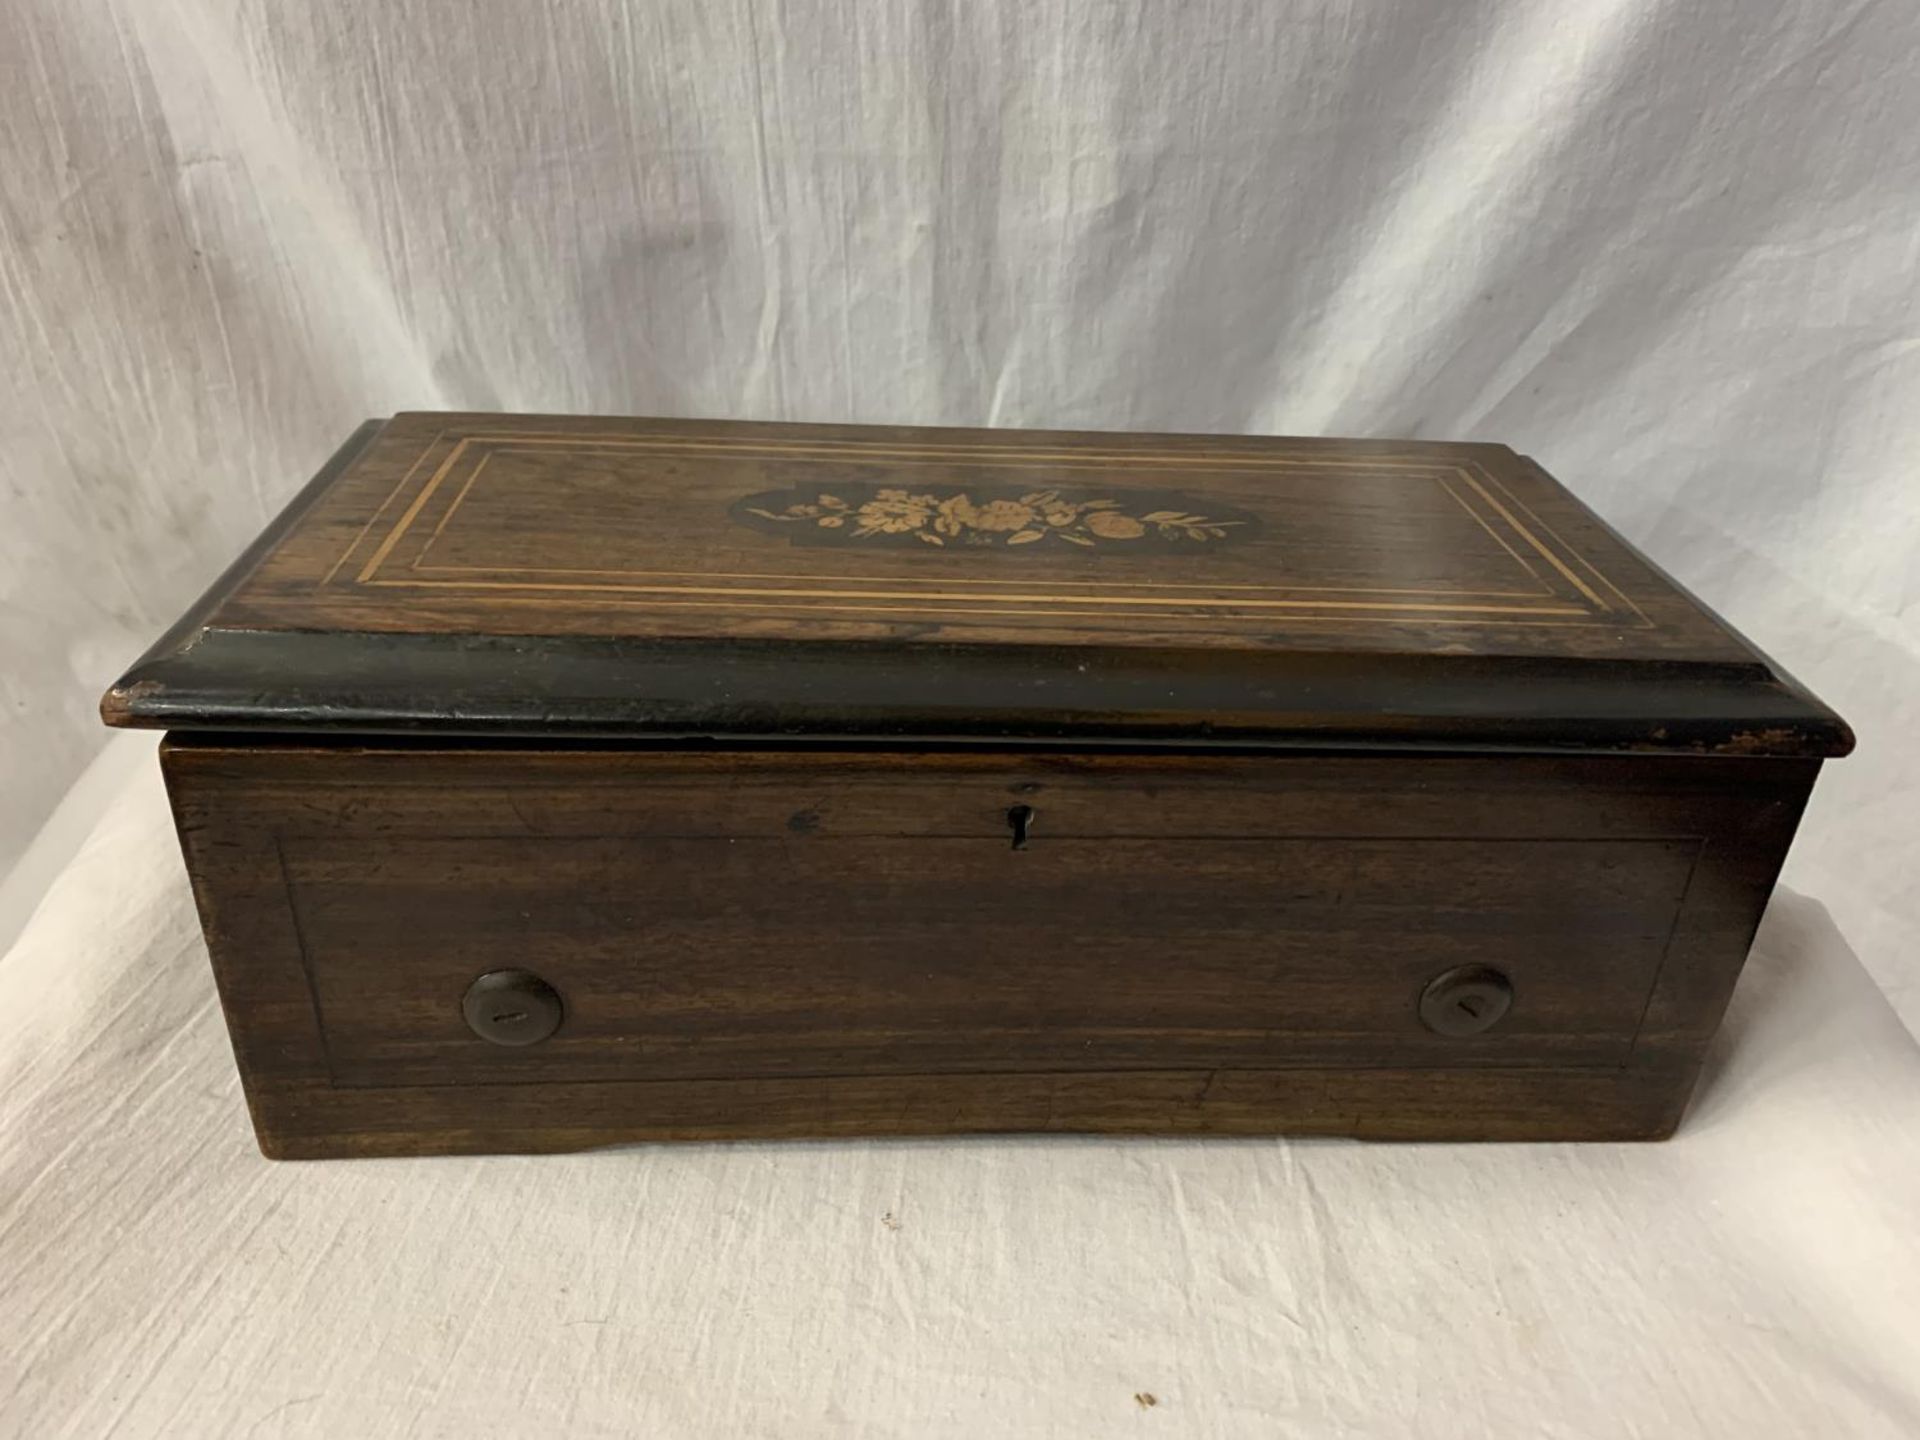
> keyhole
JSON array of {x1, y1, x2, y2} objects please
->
[
  {"x1": 1455, "y1": 996, "x2": 1485, "y2": 1021},
  {"x1": 1007, "y1": 804, "x2": 1035, "y2": 850}
]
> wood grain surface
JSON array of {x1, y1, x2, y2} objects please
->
[
  {"x1": 163, "y1": 741, "x2": 1816, "y2": 1156},
  {"x1": 185, "y1": 415, "x2": 1753, "y2": 654}
]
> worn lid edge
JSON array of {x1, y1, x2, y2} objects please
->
[{"x1": 103, "y1": 626, "x2": 1853, "y2": 758}]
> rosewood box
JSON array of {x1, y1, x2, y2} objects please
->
[{"x1": 103, "y1": 414, "x2": 1850, "y2": 1158}]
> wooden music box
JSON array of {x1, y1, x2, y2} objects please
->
[{"x1": 103, "y1": 414, "x2": 1850, "y2": 1158}]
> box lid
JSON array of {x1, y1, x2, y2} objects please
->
[{"x1": 101, "y1": 413, "x2": 1851, "y2": 757}]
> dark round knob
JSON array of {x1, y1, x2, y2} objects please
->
[
  {"x1": 462, "y1": 969, "x2": 564, "y2": 1047},
  {"x1": 1418, "y1": 965, "x2": 1514, "y2": 1037}
]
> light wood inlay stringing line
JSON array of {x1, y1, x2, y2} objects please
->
[
  {"x1": 356, "y1": 434, "x2": 1535, "y2": 595},
  {"x1": 403, "y1": 452, "x2": 1553, "y2": 602},
  {"x1": 335, "y1": 430, "x2": 1646, "y2": 626}
]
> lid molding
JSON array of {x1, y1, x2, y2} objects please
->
[
  {"x1": 106, "y1": 628, "x2": 1850, "y2": 758},
  {"x1": 101, "y1": 414, "x2": 1853, "y2": 759}
]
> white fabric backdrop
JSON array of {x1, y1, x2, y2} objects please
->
[
  {"x1": 6, "y1": 0, "x2": 1917, "y2": 1016},
  {"x1": 4, "y1": 3, "x2": 1920, "y2": 1433}
]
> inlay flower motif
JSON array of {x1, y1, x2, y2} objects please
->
[{"x1": 733, "y1": 483, "x2": 1255, "y2": 551}]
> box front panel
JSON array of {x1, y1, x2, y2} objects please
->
[
  {"x1": 281, "y1": 832, "x2": 1696, "y2": 1086},
  {"x1": 164, "y1": 745, "x2": 1813, "y2": 1153}
]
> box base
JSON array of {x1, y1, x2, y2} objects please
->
[{"x1": 249, "y1": 1064, "x2": 1696, "y2": 1159}]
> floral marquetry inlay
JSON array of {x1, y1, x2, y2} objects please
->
[{"x1": 730, "y1": 483, "x2": 1260, "y2": 551}]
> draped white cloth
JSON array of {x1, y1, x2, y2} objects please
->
[
  {"x1": 4, "y1": 739, "x2": 1918, "y2": 1436},
  {"x1": 4, "y1": 4, "x2": 1918, "y2": 1434}
]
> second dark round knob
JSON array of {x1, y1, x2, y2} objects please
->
[
  {"x1": 462, "y1": 969, "x2": 564, "y2": 1047},
  {"x1": 1418, "y1": 965, "x2": 1514, "y2": 1037}
]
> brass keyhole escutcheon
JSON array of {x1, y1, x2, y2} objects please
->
[
  {"x1": 463, "y1": 969, "x2": 564, "y2": 1047},
  {"x1": 1418, "y1": 965, "x2": 1514, "y2": 1037}
]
